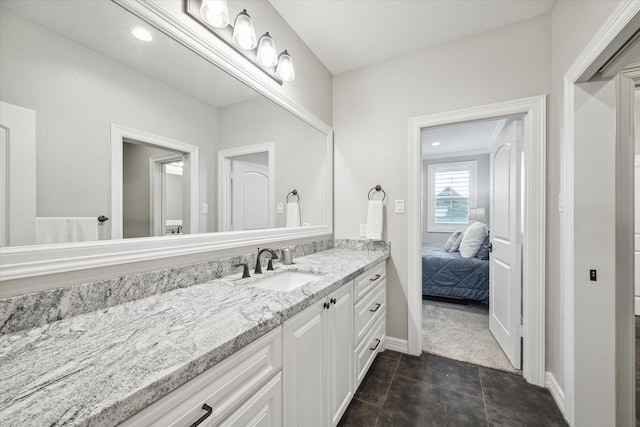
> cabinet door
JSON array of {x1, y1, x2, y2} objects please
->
[
  {"x1": 283, "y1": 299, "x2": 326, "y2": 427},
  {"x1": 219, "y1": 373, "x2": 282, "y2": 427},
  {"x1": 326, "y1": 284, "x2": 354, "y2": 426}
]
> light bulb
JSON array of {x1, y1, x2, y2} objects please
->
[
  {"x1": 276, "y1": 50, "x2": 295, "y2": 82},
  {"x1": 232, "y1": 9, "x2": 257, "y2": 50},
  {"x1": 256, "y1": 32, "x2": 278, "y2": 67},
  {"x1": 200, "y1": 0, "x2": 229, "y2": 28}
]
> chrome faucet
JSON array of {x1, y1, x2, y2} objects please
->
[{"x1": 255, "y1": 248, "x2": 279, "y2": 274}]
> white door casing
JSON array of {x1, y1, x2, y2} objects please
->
[
  {"x1": 636, "y1": 155, "x2": 640, "y2": 315},
  {"x1": 407, "y1": 95, "x2": 546, "y2": 386},
  {"x1": 489, "y1": 118, "x2": 523, "y2": 370},
  {"x1": 111, "y1": 124, "x2": 199, "y2": 239},
  {"x1": 0, "y1": 101, "x2": 36, "y2": 247},
  {"x1": 231, "y1": 158, "x2": 269, "y2": 231}
]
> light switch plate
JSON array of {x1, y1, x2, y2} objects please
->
[
  {"x1": 395, "y1": 199, "x2": 405, "y2": 214},
  {"x1": 202, "y1": 203, "x2": 208, "y2": 214},
  {"x1": 276, "y1": 203, "x2": 284, "y2": 214},
  {"x1": 360, "y1": 224, "x2": 367, "y2": 237}
]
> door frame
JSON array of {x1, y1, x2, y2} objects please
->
[
  {"x1": 217, "y1": 142, "x2": 275, "y2": 232},
  {"x1": 408, "y1": 95, "x2": 547, "y2": 386},
  {"x1": 561, "y1": 2, "x2": 640, "y2": 425},
  {"x1": 111, "y1": 124, "x2": 199, "y2": 239},
  {"x1": 149, "y1": 153, "x2": 184, "y2": 237}
]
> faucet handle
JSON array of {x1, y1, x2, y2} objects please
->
[
  {"x1": 233, "y1": 263, "x2": 250, "y2": 278},
  {"x1": 267, "y1": 258, "x2": 274, "y2": 271}
]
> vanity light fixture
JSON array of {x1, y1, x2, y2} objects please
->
[
  {"x1": 276, "y1": 50, "x2": 295, "y2": 82},
  {"x1": 232, "y1": 9, "x2": 257, "y2": 50},
  {"x1": 256, "y1": 32, "x2": 278, "y2": 67},
  {"x1": 130, "y1": 27, "x2": 153, "y2": 42},
  {"x1": 186, "y1": 0, "x2": 295, "y2": 84},
  {"x1": 200, "y1": 0, "x2": 229, "y2": 28}
]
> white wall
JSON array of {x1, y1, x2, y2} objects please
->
[
  {"x1": 333, "y1": 14, "x2": 551, "y2": 343},
  {"x1": 218, "y1": 96, "x2": 328, "y2": 228},
  {"x1": 0, "y1": 9, "x2": 219, "y2": 238},
  {"x1": 422, "y1": 154, "x2": 490, "y2": 244}
]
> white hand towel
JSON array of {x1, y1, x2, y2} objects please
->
[
  {"x1": 36, "y1": 217, "x2": 98, "y2": 244},
  {"x1": 366, "y1": 200, "x2": 383, "y2": 240},
  {"x1": 286, "y1": 202, "x2": 301, "y2": 228}
]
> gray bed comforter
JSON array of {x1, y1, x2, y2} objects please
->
[{"x1": 421, "y1": 244, "x2": 489, "y2": 301}]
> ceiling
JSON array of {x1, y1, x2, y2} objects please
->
[
  {"x1": 0, "y1": 0, "x2": 258, "y2": 108},
  {"x1": 270, "y1": 0, "x2": 556, "y2": 74},
  {"x1": 421, "y1": 119, "x2": 503, "y2": 157}
]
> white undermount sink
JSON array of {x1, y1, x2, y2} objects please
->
[{"x1": 249, "y1": 271, "x2": 321, "y2": 292}]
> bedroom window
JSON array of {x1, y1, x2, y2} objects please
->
[{"x1": 427, "y1": 161, "x2": 477, "y2": 232}]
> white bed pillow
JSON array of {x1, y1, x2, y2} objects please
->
[
  {"x1": 459, "y1": 222, "x2": 489, "y2": 258},
  {"x1": 444, "y1": 230, "x2": 463, "y2": 252}
]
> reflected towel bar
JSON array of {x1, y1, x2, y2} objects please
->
[
  {"x1": 98, "y1": 215, "x2": 109, "y2": 223},
  {"x1": 286, "y1": 190, "x2": 300, "y2": 203}
]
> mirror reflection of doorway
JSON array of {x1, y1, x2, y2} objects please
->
[
  {"x1": 229, "y1": 153, "x2": 269, "y2": 231},
  {"x1": 218, "y1": 142, "x2": 275, "y2": 232},
  {"x1": 123, "y1": 142, "x2": 187, "y2": 238}
]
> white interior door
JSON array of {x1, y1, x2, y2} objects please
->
[
  {"x1": 489, "y1": 117, "x2": 523, "y2": 369},
  {"x1": 231, "y1": 159, "x2": 268, "y2": 231},
  {"x1": 0, "y1": 101, "x2": 36, "y2": 247}
]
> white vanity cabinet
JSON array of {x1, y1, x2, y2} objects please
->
[
  {"x1": 120, "y1": 328, "x2": 282, "y2": 427},
  {"x1": 283, "y1": 283, "x2": 353, "y2": 427},
  {"x1": 352, "y1": 261, "x2": 386, "y2": 387}
]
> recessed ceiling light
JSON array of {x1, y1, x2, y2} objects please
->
[
  {"x1": 130, "y1": 27, "x2": 153, "y2": 42},
  {"x1": 431, "y1": 142, "x2": 441, "y2": 146}
]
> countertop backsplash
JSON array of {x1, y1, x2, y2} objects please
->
[{"x1": 0, "y1": 239, "x2": 387, "y2": 336}]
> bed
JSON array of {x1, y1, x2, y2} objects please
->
[{"x1": 421, "y1": 243, "x2": 489, "y2": 301}]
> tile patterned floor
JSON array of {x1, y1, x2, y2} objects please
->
[{"x1": 339, "y1": 351, "x2": 567, "y2": 427}]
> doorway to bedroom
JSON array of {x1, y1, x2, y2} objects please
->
[{"x1": 420, "y1": 115, "x2": 524, "y2": 374}]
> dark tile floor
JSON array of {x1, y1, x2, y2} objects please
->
[{"x1": 339, "y1": 351, "x2": 567, "y2": 427}]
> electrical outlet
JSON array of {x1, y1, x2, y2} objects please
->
[
  {"x1": 395, "y1": 199, "x2": 405, "y2": 214},
  {"x1": 360, "y1": 224, "x2": 367, "y2": 237},
  {"x1": 276, "y1": 203, "x2": 284, "y2": 214},
  {"x1": 202, "y1": 203, "x2": 208, "y2": 214}
]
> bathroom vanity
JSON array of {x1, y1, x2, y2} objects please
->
[{"x1": 0, "y1": 244, "x2": 388, "y2": 426}]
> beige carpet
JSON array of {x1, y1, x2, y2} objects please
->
[{"x1": 422, "y1": 299, "x2": 520, "y2": 374}]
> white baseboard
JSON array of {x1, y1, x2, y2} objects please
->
[
  {"x1": 545, "y1": 371, "x2": 566, "y2": 418},
  {"x1": 635, "y1": 296, "x2": 640, "y2": 315},
  {"x1": 384, "y1": 336, "x2": 409, "y2": 354}
]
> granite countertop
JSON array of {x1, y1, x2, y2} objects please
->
[{"x1": 0, "y1": 247, "x2": 388, "y2": 426}]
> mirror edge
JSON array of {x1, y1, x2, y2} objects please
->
[{"x1": 0, "y1": 0, "x2": 333, "y2": 281}]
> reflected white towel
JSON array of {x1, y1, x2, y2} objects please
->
[
  {"x1": 286, "y1": 202, "x2": 300, "y2": 228},
  {"x1": 36, "y1": 217, "x2": 98, "y2": 244},
  {"x1": 366, "y1": 200, "x2": 383, "y2": 240}
]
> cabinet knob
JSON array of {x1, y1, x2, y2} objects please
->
[
  {"x1": 190, "y1": 403, "x2": 213, "y2": 427},
  {"x1": 323, "y1": 302, "x2": 330, "y2": 309},
  {"x1": 330, "y1": 298, "x2": 336, "y2": 305}
]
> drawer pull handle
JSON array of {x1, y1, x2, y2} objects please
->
[
  {"x1": 369, "y1": 274, "x2": 381, "y2": 281},
  {"x1": 324, "y1": 302, "x2": 330, "y2": 309},
  {"x1": 370, "y1": 339, "x2": 381, "y2": 351},
  {"x1": 370, "y1": 303, "x2": 381, "y2": 313},
  {"x1": 190, "y1": 403, "x2": 213, "y2": 427},
  {"x1": 330, "y1": 298, "x2": 337, "y2": 305}
]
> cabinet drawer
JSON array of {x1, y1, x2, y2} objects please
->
[
  {"x1": 353, "y1": 279, "x2": 386, "y2": 347},
  {"x1": 354, "y1": 315, "x2": 385, "y2": 387},
  {"x1": 219, "y1": 372, "x2": 282, "y2": 427},
  {"x1": 353, "y1": 262, "x2": 386, "y2": 303},
  {"x1": 120, "y1": 327, "x2": 282, "y2": 427}
]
